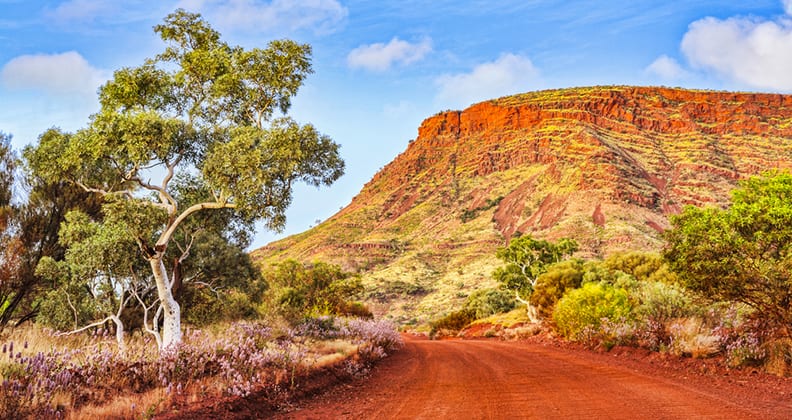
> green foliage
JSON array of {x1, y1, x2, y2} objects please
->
[
  {"x1": 492, "y1": 235, "x2": 578, "y2": 297},
  {"x1": 553, "y1": 282, "x2": 633, "y2": 341},
  {"x1": 0, "y1": 133, "x2": 21, "y2": 327},
  {"x1": 21, "y1": 10, "x2": 345, "y2": 346},
  {"x1": 181, "y1": 288, "x2": 258, "y2": 327},
  {"x1": 664, "y1": 171, "x2": 792, "y2": 336},
  {"x1": 0, "y1": 174, "x2": 103, "y2": 330},
  {"x1": 634, "y1": 280, "x2": 694, "y2": 323},
  {"x1": 430, "y1": 309, "x2": 476, "y2": 336},
  {"x1": 265, "y1": 260, "x2": 366, "y2": 321},
  {"x1": 603, "y1": 251, "x2": 676, "y2": 283},
  {"x1": 175, "y1": 229, "x2": 266, "y2": 321},
  {"x1": 530, "y1": 260, "x2": 584, "y2": 319},
  {"x1": 464, "y1": 288, "x2": 515, "y2": 319},
  {"x1": 429, "y1": 288, "x2": 516, "y2": 336}
]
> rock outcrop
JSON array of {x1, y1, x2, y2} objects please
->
[{"x1": 254, "y1": 86, "x2": 792, "y2": 322}]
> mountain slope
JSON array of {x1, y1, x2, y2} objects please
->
[{"x1": 253, "y1": 86, "x2": 792, "y2": 324}]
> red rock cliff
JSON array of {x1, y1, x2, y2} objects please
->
[{"x1": 257, "y1": 85, "x2": 792, "y2": 278}]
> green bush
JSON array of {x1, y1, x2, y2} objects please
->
[
  {"x1": 183, "y1": 287, "x2": 259, "y2": 327},
  {"x1": 430, "y1": 309, "x2": 476, "y2": 337},
  {"x1": 634, "y1": 281, "x2": 693, "y2": 323},
  {"x1": 464, "y1": 288, "x2": 515, "y2": 319},
  {"x1": 604, "y1": 251, "x2": 663, "y2": 281},
  {"x1": 530, "y1": 261, "x2": 584, "y2": 319},
  {"x1": 553, "y1": 282, "x2": 633, "y2": 342},
  {"x1": 336, "y1": 301, "x2": 373, "y2": 318},
  {"x1": 35, "y1": 288, "x2": 98, "y2": 332},
  {"x1": 265, "y1": 260, "x2": 365, "y2": 322}
]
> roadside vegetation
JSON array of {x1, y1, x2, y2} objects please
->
[
  {"x1": 431, "y1": 171, "x2": 792, "y2": 376},
  {"x1": 0, "y1": 10, "x2": 400, "y2": 418}
]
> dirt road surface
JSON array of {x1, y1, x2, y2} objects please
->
[{"x1": 278, "y1": 335, "x2": 792, "y2": 419}]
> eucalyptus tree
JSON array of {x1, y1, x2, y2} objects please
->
[
  {"x1": 25, "y1": 10, "x2": 344, "y2": 349},
  {"x1": 664, "y1": 172, "x2": 792, "y2": 338},
  {"x1": 493, "y1": 235, "x2": 578, "y2": 321},
  {"x1": 0, "y1": 133, "x2": 104, "y2": 331}
]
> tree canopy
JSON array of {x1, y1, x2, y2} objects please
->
[
  {"x1": 492, "y1": 235, "x2": 578, "y2": 321},
  {"x1": 24, "y1": 9, "x2": 344, "y2": 349},
  {"x1": 493, "y1": 235, "x2": 579, "y2": 296},
  {"x1": 664, "y1": 172, "x2": 792, "y2": 336}
]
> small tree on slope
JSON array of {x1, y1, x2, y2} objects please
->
[
  {"x1": 24, "y1": 10, "x2": 344, "y2": 350},
  {"x1": 493, "y1": 235, "x2": 578, "y2": 322}
]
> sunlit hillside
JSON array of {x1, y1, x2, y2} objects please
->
[{"x1": 253, "y1": 86, "x2": 792, "y2": 324}]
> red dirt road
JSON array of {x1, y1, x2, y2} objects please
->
[{"x1": 278, "y1": 336, "x2": 792, "y2": 419}]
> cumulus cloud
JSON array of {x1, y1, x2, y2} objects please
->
[
  {"x1": 435, "y1": 53, "x2": 540, "y2": 109},
  {"x1": 645, "y1": 55, "x2": 690, "y2": 81},
  {"x1": 1, "y1": 51, "x2": 107, "y2": 96},
  {"x1": 680, "y1": 8, "x2": 792, "y2": 91},
  {"x1": 347, "y1": 37, "x2": 432, "y2": 71},
  {"x1": 175, "y1": 0, "x2": 348, "y2": 34}
]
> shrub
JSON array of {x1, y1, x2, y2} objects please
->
[
  {"x1": 667, "y1": 318, "x2": 721, "y2": 358},
  {"x1": 634, "y1": 281, "x2": 693, "y2": 322},
  {"x1": 603, "y1": 251, "x2": 676, "y2": 283},
  {"x1": 336, "y1": 301, "x2": 373, "y2": 318},
  {"x1": 265, "y1": 260, "x2": 364, "y2": 321},
  {"x1": 430, "y1": 309, "x2": 476, "y2": 337},
  {"x1": 183, "y1": 288, "x2": 259, "y2": 327},
  {"x1": 464, "y1": 288, "x2": 515, "y2": 319},
  {"x1": 530, "y1": 261, "x2": 584, "y2": 319},
  {"x1": 764, "y1": 338, "x2": 792, "y2": 376},
  {"x1": 664, "y1": 172, "x2": 792, "y2": 342},
  {"x1": 724, "y1": 330, "x2": 766, "y2": 367},
  {"x1": 552, "y1": 282, "x2": 633, "y2": 343}
]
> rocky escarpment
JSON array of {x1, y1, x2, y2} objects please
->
[{"x1": 254, "y1": 86, "x2": 792, "y2": 323}]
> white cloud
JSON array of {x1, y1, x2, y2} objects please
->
[
  {"x1": 175, "y1": 0, "x2": 348, "y2": 34},
  {"x1": 784, "y1": 0, "x2": 792, "y2": 15},
  {"x1": 434, "y1": 53, "x2": 540, "y2": 109},
  {"x1": 1, "y1": 51, "x2": 107, "y2": 96},
  {"x1": 645, "y1": 55, "x2": 690, "y2": 81},
  {"x1": 347, "y1": 37, "x2": 432, "y2": 71},
  {"x1": 45, "y1": 0, "x2": 112, "y2": 23},
  {"x1": 680, "y1": 12, "x2": 792, "y2": 91}
]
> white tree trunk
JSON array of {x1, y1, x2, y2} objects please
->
[
  {"x1": 515, "y1": 290, "x2": 541, "y2": 323},
  {"x1": 110, "y1": 315, "x2": 127, "y2": 354},
  {"x1": 150, "y1": 256, "x2": 181, "y2": 349}
]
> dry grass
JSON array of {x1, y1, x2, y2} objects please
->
[
  {"x1": 309, "y1": 339, "x2": 359, "y2": 369},
  {"x1": 501, "y1": 324, "x2": 544, "y2": 341},
  {"x1": 667, "y1": 318, "x2": 722, "y2": 358},
  {"x1": 1, "y1": 319, "x2": 393, "y2": 418},
  {"x1": 472, "y1": 308, "x2": 531, "y2": 329},
  {"x1": 66, "y1": 388, "x2": 171, "y2": 420}
]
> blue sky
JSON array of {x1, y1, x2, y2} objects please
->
[{"x1": 2, "y1": 0, "x2": 792, "y2": 249}]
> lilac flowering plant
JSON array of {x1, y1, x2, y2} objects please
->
[{"x1": 0, "y1": 317, "x2": 401, "y2": 417}]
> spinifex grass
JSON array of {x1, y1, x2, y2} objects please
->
[{"x1": 0, "y1": 317, "x2": 402, "y2": 419}]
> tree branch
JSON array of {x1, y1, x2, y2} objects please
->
[
  {"x1": 64, "y1": 291, "x2": 79, "y2": 331},
  {"x1": 157, "y1": 201, "x2": 235, "y2": 249},
  {"x1": 55, "y1": 316, "x2": 114, "y2": 337},
  {"x1": 178, "y1": 229, "x2": 201, "y2": 264},
  {"x1": 131, "y1": 285, "x2": 163, "y2": 349}
]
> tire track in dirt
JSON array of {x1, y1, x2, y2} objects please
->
[{"x1": 278, "y1": 336, "x2": 792, "y2": 419}]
